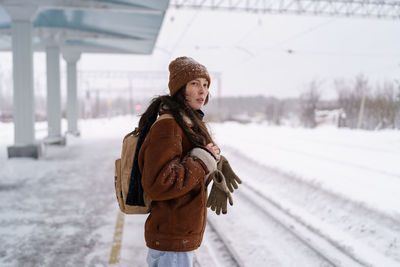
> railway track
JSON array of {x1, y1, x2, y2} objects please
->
[
  {"x1": 199, "y1": 181, "x2": 398, "y2": 266},
  {"x1": 195, "y1": 185, "x2": 340, "y2": 266},
  {"x1": 195, "y1": 146, "x2": 400, "y2": 266},
  {"x1": 194, "y1": 217, "x2": 245, "y2": 267},
  {"x1": 222, "y1": 145, "x2": 400, "y2": 227},
  {"x1": 239, "y1": 183, "x2": 364, "y2": 267}
]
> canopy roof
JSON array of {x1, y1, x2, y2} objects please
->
[{"x1": 0, "y1": 0, "x2": 169, "y2": 53}]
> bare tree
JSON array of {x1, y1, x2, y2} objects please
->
[
  {"x1": 265, "y1": 99, "x2": 284, "y2": 125},
  {"x1": 299, "y1": 80, "x2": 322, "y2": 128},
  {"x1": 335, "y1": 75, "x2": 400, "y2": 130},
  {"x1": 354, "y1": 74, "x2": 370, "y2": 129},
  {"x1": 395, "y1": 80, "x2": 400, "y2": 128},
  {"x1": 335, "y1": 75, "x2": 370, "y2": 129},
  {"x1": 365, "y1": 81, "x2": 397, "y2": 129}
]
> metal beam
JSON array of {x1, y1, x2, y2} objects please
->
[
  {"x1": 169, "y1": 0, "x2": 400, "y2": 20},
  {"x1": 0, "y1": 0, "x2": 167, "y2": 15}
]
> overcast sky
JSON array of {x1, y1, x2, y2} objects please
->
[{"x1": 1, "y1": 8, "x2": 400, "y2": 99}]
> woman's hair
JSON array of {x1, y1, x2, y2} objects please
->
[{"x1": 137, "y1": 86, "x2": 214, "y2": 147}]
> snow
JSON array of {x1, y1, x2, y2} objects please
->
[
  {"x1": 0, "y1": 116, "x2": 399, "y2": 266},
  {"x1": 211, "y1": 122, "x2": 400, "y2": 219}
]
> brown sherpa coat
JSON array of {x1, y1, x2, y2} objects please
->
[{"x1": 138, "y1": 115, "x2": 217, "y2": 252}]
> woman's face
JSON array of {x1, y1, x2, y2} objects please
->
[{"x1": 185, "y1": 78, "x2": 209, "y2": 110}]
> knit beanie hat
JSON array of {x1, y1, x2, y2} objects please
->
[{"x1": 168, "y1": 56, "x2": 211, "y2": 96}]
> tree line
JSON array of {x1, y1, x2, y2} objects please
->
[
  {"x1": 298, "y1": 75, "x2": 400, "y2": 129},
  {"x1": 1, "y1": 74, "x2": 399, "y2": 130}
]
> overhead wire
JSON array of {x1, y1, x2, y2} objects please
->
[
  {"x1": 236, "y1": 17, "x2": 338, "y2": 66},
  {"x1": 156, "y1": 9, "x2": 400, "y2": 78},
  {"x1": 166, "y1": 8, "x2": 202, "y2": 59}
]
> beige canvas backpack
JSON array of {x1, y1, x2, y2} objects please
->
[{"x1": 114, "y1": 114, "x2": 174, "y2": 214}]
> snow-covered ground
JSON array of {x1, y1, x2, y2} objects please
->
[
  {"x1": 0, "y1": 116, "x2": 399, "y2": 266},
  {"x1": 211, "y1": 122, "x2": 400, "y2": 218}
]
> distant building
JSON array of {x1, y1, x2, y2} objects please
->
[{"x1": 315, "y1": 108, "x2": 346, "y2": 127}]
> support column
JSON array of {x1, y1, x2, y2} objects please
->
[
  {"x1": 4, "y1": 5, "x2": 42, "y2": 158},
  {"x1": 63, "y1": 50, "x2": 81, "y2": 136},
  {"x1": 44, "y1": 43, "x2": 65, "y2": 145}
]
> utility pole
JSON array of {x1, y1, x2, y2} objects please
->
[{"x1": 357, "y1": 90, "x2": 366, "y2": 129}]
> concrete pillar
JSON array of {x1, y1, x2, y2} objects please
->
[
  {"x1": 4, "y1": 4, "x2": 43, "y2": 158},
  {"x1": 63, "y1": 50, "x2": 81, "y2": 136},
  {"x1": 44, "y1": 42, "x2": 65, "y2": 145}
]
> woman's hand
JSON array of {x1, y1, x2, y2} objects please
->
[{"x1": 205, "y1": 143, "x2": 220, "y2": 161}]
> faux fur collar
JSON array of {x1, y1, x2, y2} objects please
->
[{"x1": 160, "y1": 104, "x2": 204, "y2": 126}]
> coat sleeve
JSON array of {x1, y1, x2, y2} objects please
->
[{"x1": 139, "y1": 119, "x2": 217, "y2": 201}]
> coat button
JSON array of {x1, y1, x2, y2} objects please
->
[{"x1": 155, "y1": 241, "x2": 160, "y2": 246}]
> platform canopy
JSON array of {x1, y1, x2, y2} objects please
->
[
  {"x1": 0, "y1": 0, "x2": 170, "y2": 159},
  {"x1": 0, "y1": 0, "x2": 169, "y2": 53}
]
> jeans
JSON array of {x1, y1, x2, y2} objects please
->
[{"x1": 146, "y1": 248, "x2": 193, "y2": 267}]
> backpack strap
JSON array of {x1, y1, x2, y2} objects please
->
[
  {"x1": 124, "y1": 114, "x2": 174, "y2": 141},
  {"x1": 123, "y1": 128, "x2": 138, "y2": 141},
  {"x1": 153, "y1": 113, "x2": 174, "y2": 127}
]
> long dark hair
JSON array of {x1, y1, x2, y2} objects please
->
[
  {"x1": 126, "y1": 87, "x2": 213, "y2": 206},
  {"x1": 137, "y1": 86, "x2": 214, "y2": 147}
]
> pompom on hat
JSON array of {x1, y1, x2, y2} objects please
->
[{"x1": 168, "y1": 56, "x2": 211, "y2": 96}]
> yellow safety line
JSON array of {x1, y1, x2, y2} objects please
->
[{"x1": 109, "y1": 211, "x2": 125, "y2": 264}]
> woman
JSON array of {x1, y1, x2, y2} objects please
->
[{"x1": 137, "y1": 57, "x2": 220, "y2": 267}]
